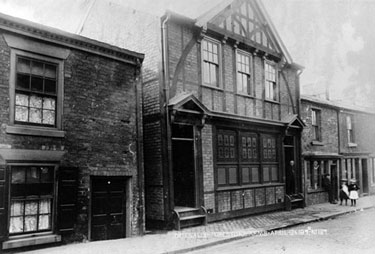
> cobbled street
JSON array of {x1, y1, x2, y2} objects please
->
[{"x1": 190, "y1": 208, "x2": 375, "y2": 254}]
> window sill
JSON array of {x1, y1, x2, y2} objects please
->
[
  {"x1": 348, "y1": 143, "x2": 358, "y2": 148},
  {"x1": 236, "y1": 93, "x2": 255, "y2": 99},
  {"x1": 307, "y1": 188, "x2": 325, "y2": 194},
  {"x1": 264, "y1": 99, "x2": 280, "y2": 105},
  {"x1": 6, "y1": 125, "x2": 65, "y2": 138},
  {"x1": 217, "y1": 182, "x2": 284, "y2": 191},
  {"x1": 201, "y1": 84, "x2": 224, "y2": 92},
  {"x1": 2, "y1": 234, "x2": 61, "y2": 249},
  {"x1": 311, "y1": 141, "x2": 324, "y2": 146}
]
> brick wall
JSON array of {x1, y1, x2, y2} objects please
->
[
  {"x1": 0, "y1": 33, "x2": 143, "y2": 240},
  {"x1": 301, "y1": 100, "x2": 339, "y2": 154}
]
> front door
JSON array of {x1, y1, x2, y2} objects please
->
[
  {"x1": 91, "y1": 177, "x2": 126, "y2": 241},
  {"x1": 172, "y1": 124, "x2": 196, "y2": 207}
]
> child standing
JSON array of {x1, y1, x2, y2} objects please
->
[
  {"x1": 348, "y1": 179, "x2": 359, "y2": 206},
  {"x1": 339, "y1": 179, "x2": 349, "y2": 205}
]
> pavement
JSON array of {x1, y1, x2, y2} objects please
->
[{"x1": 19, "y1": 195, "x2": 375, "y2": 254}]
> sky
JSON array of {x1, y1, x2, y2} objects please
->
[{"x1": 0, "y1": 0, "x2": 374, "y2": 108}]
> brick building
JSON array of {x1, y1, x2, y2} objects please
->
[
  {"x1": 76, "y1": 0, "x2": 304, "y2": 229},
  {"x1": 301, "y1": 95, "x2": 375, "y2": 206},
  {"x1": 0, "y1": 13, "x2": 144, "y2": 250}
]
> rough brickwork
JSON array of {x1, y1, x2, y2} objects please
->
[
  {"x1": 301, "y1": 100, "x2": 339, "y2": 153},
  {"x1": 0, "y1": 31, "x2": 143, "y2": 243}
]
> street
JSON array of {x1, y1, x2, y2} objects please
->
[{"x1": 190, "y1": 208, "x2": 375, "y2": 254}]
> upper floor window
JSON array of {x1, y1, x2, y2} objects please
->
[
  {"x1": 202, "y1": 39, "x2": 220, "y2": 87},
  {"x1": 15, "y1": 56, "x2": 58, "y2": 127},
  {"x1": 346, "y1": 115, "x2": 354, "y2": 143},
  {"x1": 265, "y1": 62, "x2": 277, "y2": 101},
  {"x1": 311, "y1": 109, "x2": 321, "y2": 141},
  {"x1": 236, "y1": 51, "x2": 252, "y2": 95}
]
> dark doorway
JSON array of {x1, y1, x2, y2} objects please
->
[
  {"x1": 91, "y1": 177, "x2": 126, "y2": 241},
  {"x1": 362, "y1": 159, "x2": 369, "y2": 194},
  {"x1": 284, "y1": 136, "x2": 296, "y2": 195},
  {"x1": 172, "y1": 124, "x2": 195, "y2": 207}
]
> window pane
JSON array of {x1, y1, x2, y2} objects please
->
[
  {"x1": 26, "y1": 167, "x2": 40, "y2": 183},
  {"x1": 271, "y1": 166, "x2": 278, "y2": 181},
  {"x1": 39, "y1": 199, "x2": 51, "y2": 213},
  {"x1": 12, "y1": 167, "x2": 26, "y2": 184},
  {"x1": 218, "y1": 168, "x2": 226, "y2": 185},
  {"x1": 24, "y1": 216, "x2": 37, "y2": 232},
  {"x1": 16, "y1": 74, "x2": 30, "y2": 90},
  {"x1": 263, "y1": 166, "x2": 270, "y2": 182},
  {"x1": 45, "y1": 64, "x2": 57, "y2": 79},
  {"x1": 31, "y1": 76, "x2": 44, "y2": 92},
  {"x1": 10, "y1": 201, "x2": 24, "y2": 216},
  {"x1": 31, "y1": 61, "x2": 44, "y2": 76},
  {"x1": 15, "y1": 106, "x2": 28, "y2": 122},
  {"x1": 228, "y1": 167, "x2": 238, "y2": 184},
  {"x1": 15, "y1": 93, "x2": 29, "y2": 106},
  {"x1": 251, "y1": 167, "x2": 259, "y2": 183},
  {"x1": 25, "y1": 201, "x2": 38, "y2": 215},
  {"x1": 43, "y1": 110, "x2": 55, "y2": 125},
  {"x1": 17, "y1": 57, "x2": 31, "y2": 73},
  {"x1": 40, "y1": 167, "x2": 53, "y2": 183},
  {"x1": 29, "y1": 108, "x2": 42, "y2": 123},
  {"x1": 242, "y1": 167, "x2": 250, "y2": 184},
  {"x1": 45, "y1": 79, "x2": 56, "y2": 94},
  {"x1": 9, "y1": 217, "x2": 24, "y2": 233},
  {"x1": 43, "y1": 98, "x2": 56, "y2": 110},
  {"x1": 30, "y1": 95, "x2": 42, "y2": 108},
  {"x1": 38, "y1": 215, "x2": 51, "y2": 230}
]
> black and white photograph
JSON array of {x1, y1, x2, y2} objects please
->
[{"x1": 0, "y1": 0, "x2": 374, "y2": 253}]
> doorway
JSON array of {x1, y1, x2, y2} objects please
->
[
  {"x1": 172, "y1": 124, "x2": 196, "y2": 207},
  {"x1": 284, "y1": 136, "x2": 296, "y2": 195},
  {"x1": 91, "y1": 177, "x2": 127, "y2": 241},
  {"x1": 362, "y1": 159, "x2": 369, "y2": 194}
]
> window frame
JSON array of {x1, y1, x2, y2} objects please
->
[
  {"x1": 201, "y1": 37, "x2": 222, "y2": 89},
  {"x1": 7, "y1": 163, "x2": 58, "y2": 238},
  {"x1": 311, "y1": 108, "x2": 322, "y2": 141},
  {"x1": 264, "y1": 61, "x2": 278, "y2": 101},
  {"x1": 346, "y1": 115, "x2": 355, "y2": 144},
  {"x1": 236, "y1": 50, "x2": 253, "y2": 96},
  {"x1": 215, "y1": 127, "x2": 280, "y2": 188}
]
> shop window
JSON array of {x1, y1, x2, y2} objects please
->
[
  {"x1": 9, "y1": 166, "x2": 55, "y2": 235},
  {"x1": 308, "y1": 160, "x2": 324, "y2": 190},
  {"x1": 216, "y1": 129, "x2": 279, "y2": 187}
]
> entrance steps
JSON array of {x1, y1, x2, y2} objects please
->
[
  {"x1": 285, "y1": 193, "x2": 305, "y2": 210},
  {"x1": 172, "y1": 206, "x2": 207, "y2": 230}
]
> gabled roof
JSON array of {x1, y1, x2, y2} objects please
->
[
  {"x1": 168, "y1": 93, "x2": 209, "y2": 115},
  {"x1": 194, "y1": 0, "x2": 296, "y2": 66},
  {"x1": 282, "y1": 114, "x2": 305, "y2": 128}
]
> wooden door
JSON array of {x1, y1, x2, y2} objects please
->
[{"x1": 91, "y1": 177, "x2": 126, "y2": 241}]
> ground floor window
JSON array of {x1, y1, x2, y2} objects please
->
[
  {"x1": 306, "y1": 160, "x2": 325, "y2": 190},
  {"x1": 216, "y1": 128, "x2": 280, "y2": 187},
  {"x1": 9, "y1": 165, "x2": 55, "y2": 235}
]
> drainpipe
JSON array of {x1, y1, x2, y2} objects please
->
[
  {"x1": 296, "y1": 68, "x2": 304, "y2": 116},
  {"x1": 161, "y1": 14, "x2": 173, "y2": 223}
]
